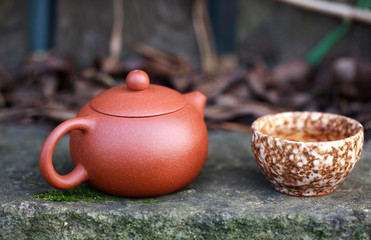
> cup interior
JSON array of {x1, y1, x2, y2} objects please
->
[{"x1": 252, "y1": 112, "x2": 363, "y2": 142}]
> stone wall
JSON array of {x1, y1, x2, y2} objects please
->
[
  {"x1": 1, "y1": 0, "x2": 371, "y2": 73},
  {"x1": 0, "y1": 0, "x2": 28, "y2": 74}
]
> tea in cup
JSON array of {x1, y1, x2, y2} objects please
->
[{"x1": 251, "y1": 111, "x2": 364, "y2": 197}]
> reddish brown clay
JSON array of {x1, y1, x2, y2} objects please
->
[{"x1": 39, "y1": 70, "x2": 208, "y2": 197}]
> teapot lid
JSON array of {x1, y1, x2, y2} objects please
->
[{"x1": 90, "y1": 70, "x2": 186, "y2": 117}]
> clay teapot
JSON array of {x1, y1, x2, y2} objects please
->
[{"x1": 39, "y1": 70, "x2": 208, "y2": 197}]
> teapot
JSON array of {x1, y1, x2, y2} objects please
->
[{"x1": 39, "y1": 70, "x2": 208, "y2": 197}]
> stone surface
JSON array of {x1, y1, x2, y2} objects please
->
[{"x1": 0, "y1": 123, "x2": 370, "y2": 239}]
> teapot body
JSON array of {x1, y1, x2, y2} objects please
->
[
  {"x1": 69, "y1": 102, "x2": 208, "y2": 197},
  {"x1": 39, "y1": 70, "x2": 208, "y2": 197}
]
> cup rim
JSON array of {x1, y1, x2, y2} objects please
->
[{"x1": 251, "y1": 111, "x2": 364, "y2": 144}]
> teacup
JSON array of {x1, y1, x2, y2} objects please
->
[{"x1": 251, "y1": 111, "x2": 363, "y2": 197}]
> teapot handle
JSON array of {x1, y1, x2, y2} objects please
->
[{"x1": 39, "y1": 117, "x2": 94, "y2": 189}]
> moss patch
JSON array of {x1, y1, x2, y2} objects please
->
[
  {"x1": 31, "y1": 186, "x2": 160, "y2": 204},
  {"x1": 31, "y1": 186, "x2": 122, "y2": 203},
  {"x1": 138, "y1": 198, "x2": 159, "y2": 204}
]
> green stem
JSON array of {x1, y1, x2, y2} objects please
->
[
  {"x1": 305, "y1": 0, "x2": 371, "y2": 66},
  {"x1": 356, "y1": 0, "x2": 371, "y2": 9},
  {"x1": 306, "y1": 22, "x2": 351, "y2": 66}
]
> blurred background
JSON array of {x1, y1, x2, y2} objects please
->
[{"x1": 1, "y1": 0, "x2": 371, "y2": 131}]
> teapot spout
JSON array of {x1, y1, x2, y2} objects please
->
[{"x1": 184, "y1": 91, "x2": 207, "y2": 117}]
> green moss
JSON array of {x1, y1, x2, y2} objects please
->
[
  {"x1": 31, "y1": 186, "x2": 160, "y2": 204},
  {"x1": 31, "y1": 186, "x2": 122, "y2": 203},
  {"x1": 139, "y1": 198, "x2": 159, "y2": 204}
]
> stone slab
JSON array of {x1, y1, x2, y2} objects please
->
[{"x1": 0, "y1": 123, "x2": 370, "y2": 239}]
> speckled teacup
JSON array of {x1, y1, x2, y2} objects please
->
[{"x1": 251, "y1": 111, "x2": 363, "y2": 197}]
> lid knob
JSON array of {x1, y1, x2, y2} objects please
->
[{"x1": 126, "y1": 70, "x2": 150, "y2": 91}]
